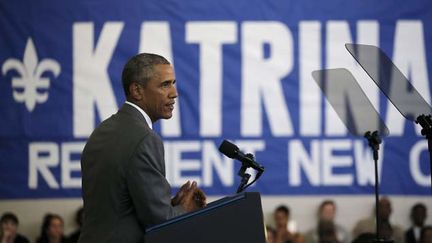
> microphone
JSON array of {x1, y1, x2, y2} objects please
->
[{"x1": 218, "y1": 140, "x2": 265, "y2": 172}]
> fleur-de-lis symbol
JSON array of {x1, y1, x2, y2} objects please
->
[{"x1": 2, "y1": 38, "x2": 61, "y2": 112}]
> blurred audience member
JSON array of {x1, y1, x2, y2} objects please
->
[
  {"x1": 67, "y1": 207, "x2": 83, "y2": 243},
  {"x1": 420, "y1": 226, "x2": 432, "y2": 243},
  {"x1": 304, "y1": 200, "x2": 350, "y2": 243},
  {"x1": 267, "y1": 225, "x2": 276, "y2": 243},
  {"x1": 406, "y1": 203, "x2": 427, "y2": 243},
  {"x1": 0, "y1": 212, "x2": 29, "y2": 243},
  {"x1": 352, "y1": 197, "x2": 403, "y2": 243},
  {"x1": 351, "y1": 233, "x2": 375, "y2": 243},
  {"x1": 317, "y1": 220, "x2": 339, "y2": 243},
  {"x1": 274, "y1": 205, "x2": 304, "y2": 243},
  {"x1": 36, "y1": 214, "x2": 67, "y2": 243}
]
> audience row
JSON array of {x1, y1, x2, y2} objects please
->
[
  {"x1": 266, "y1": 198, "x2": 431, "y2": 243},
  {"x1": 1, "y1": 199, "x2": 430, "y2": 243},
  {"x1": 0, "y1": 208, "x2": 83, "y2": 243}
]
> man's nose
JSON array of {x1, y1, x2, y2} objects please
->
[{"x1": 169, "y1": 84, "x2": 178, "y2": 99}]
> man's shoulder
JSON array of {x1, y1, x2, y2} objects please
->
[
  {"x1": 96, "y1": 108, "x2": 151, "y2": 134},
  {"x1": 83, "y1": 109, "x2": 153, "y2": 156}
]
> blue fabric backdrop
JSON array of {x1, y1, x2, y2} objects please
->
[{"x1": 1, "y1": 0, "x2": 431, "y2": 198}]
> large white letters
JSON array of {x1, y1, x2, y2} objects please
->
[
  {"x1": 241, "y1": 21, "x2": 294, "y2": 137},
  {"x1": 299, "y1": 21, "x2": 322, "y2": 136},
  {"x1": 73, "y1": 22, "x2": 123, "y2": 137},
  {"x1": 186, "y1": 21, "x2": 237, "y2": 137}
]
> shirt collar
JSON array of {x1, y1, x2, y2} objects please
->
[
  {"x1": 413, "y1": 226, "x2": 421, "y2": 240},
  {"x1": 125, "y1": 101, "x2": 153, "y2": 129}
]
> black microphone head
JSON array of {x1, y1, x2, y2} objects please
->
[{"x1": 218, "y1": 140, "x2": 239, "y2": 158}]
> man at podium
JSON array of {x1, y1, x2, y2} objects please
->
[{"x1": 79, "y1": 53, "x2": 206, "y2": 243}]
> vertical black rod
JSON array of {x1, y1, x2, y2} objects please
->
[
  {"x1": 428, "y1": 139, "x2": 432, "y2": 193},
  {"x1": 374, "y1": 156, "x2": 380, "y2": 240},
  {"x1": 415, "y1": 115, "x2": 432, "y2": 194}
]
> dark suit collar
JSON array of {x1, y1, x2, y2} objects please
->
[{"x1": 118, "y1": 103, "x2": 151, "y2": 129}]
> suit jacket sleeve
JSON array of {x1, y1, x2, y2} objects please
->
[{"x1": 126, "y1": 132, "x2": 185, "y2": 228}]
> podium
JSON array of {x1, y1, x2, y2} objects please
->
[{"x1": 144, "y1": 192, "x2": 266, "y2": 243}]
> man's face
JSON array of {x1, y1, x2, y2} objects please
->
[
  {"x1": 378, "y1": 198, "x2": 392, "y2": 220},
  {"x1": 274, "y1": 211, "x2": 288, "y2": 228},
  {"x1": 412, "y1": 207, "x2": 426, "y2": 226},
  {"x1": 47, "y1": 218, "x2": 63, "y2": 239},
  {"x1": 1, "y1": 220, "x2": 17, "y2": 237},
  {"x1": 320, "y1": 204, "x2": 336, "y2": 221},
  {"x1": 137, "y1": 64, "x2": 177, "y2": 122}
]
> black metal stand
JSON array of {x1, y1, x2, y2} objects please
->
[
  {"x1": 415, "y1": 114, "x2": 432, "y2": 191},
  {"x1": 364, "y1": 131, "x2": 394, "y2": 243},
  {"x1": 236, "y1": 154, "x2": 264, "y2": 193},
  {"x1": 236, "y1": 165, "x2": 251, "y2": 193}
]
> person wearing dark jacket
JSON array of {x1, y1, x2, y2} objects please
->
[
  {"x1": 79, "y1": 53, "x2": 206, "y2": 243},
  {"x1": 405, "y1": 203, "x2": 427, "y2": 243}
]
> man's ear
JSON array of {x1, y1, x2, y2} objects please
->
[{"x1": 129, "y1": 82, "x2": 143, "y2": 100}]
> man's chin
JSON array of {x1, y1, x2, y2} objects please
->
[{"x1": 162, "y1": 113, "x2": 173, "y2": 120}]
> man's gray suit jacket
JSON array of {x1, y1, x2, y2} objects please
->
[{"x1": 78, "y1": 104, "x2": 185, "y2": 243}]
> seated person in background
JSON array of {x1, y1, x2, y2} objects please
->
[
  {"x1": 36, "y1": 214, "x2": 68, "y2": 243},
  {"x1": 352, "y1": 197, "x2": 403, "y2": 243},
  {"x1": 304, "y1": 200, "x2": 350, "y2": 243},
  {"x1": 420, "y1": 226, "x2": 432, "y2": 243},
  {"x1": 274, "y1": 205, "x2": 304, "y2": 243},
  {"x1": 317, "y1": 220, "x2": 339, "y2": 243},
  {"x1": 0, "y1": 212, "x2": 29, "y2": 243},
  {"x1": 405, "y1": 203, "x2": 427, "y2": 243},
  {"x1": 67, "y1": 207, "x2": 83, "y2": 243}
]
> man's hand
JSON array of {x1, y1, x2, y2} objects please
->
[
  {"x1": 172, "y1": 181, "x2": 207, "y2": 212},
  {"x1": 193, "y1": 187, "x2": 207, "y2": 208},
  {"x1": 171, "y1": 181, "x2": 191, "y2": 206}
]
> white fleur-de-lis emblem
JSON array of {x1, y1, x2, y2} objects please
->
[{"x1": 2, "y1": 38, "x2": 61, "y2": 112}]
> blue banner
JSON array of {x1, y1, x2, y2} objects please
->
[{"x1": 1, "y1": 0, "x2": 431, "y2": 198}]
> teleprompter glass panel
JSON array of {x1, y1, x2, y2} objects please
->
[
  {"x1": 345, "y1": 43, "x2": 432, "y2": 121},
  {"x1": 312, "y1": 68, "x2": 389, "y2": 137}
]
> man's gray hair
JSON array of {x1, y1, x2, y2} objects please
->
[{"x1": 122, "y1": 53, "x2": 170, "y2": 96}]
